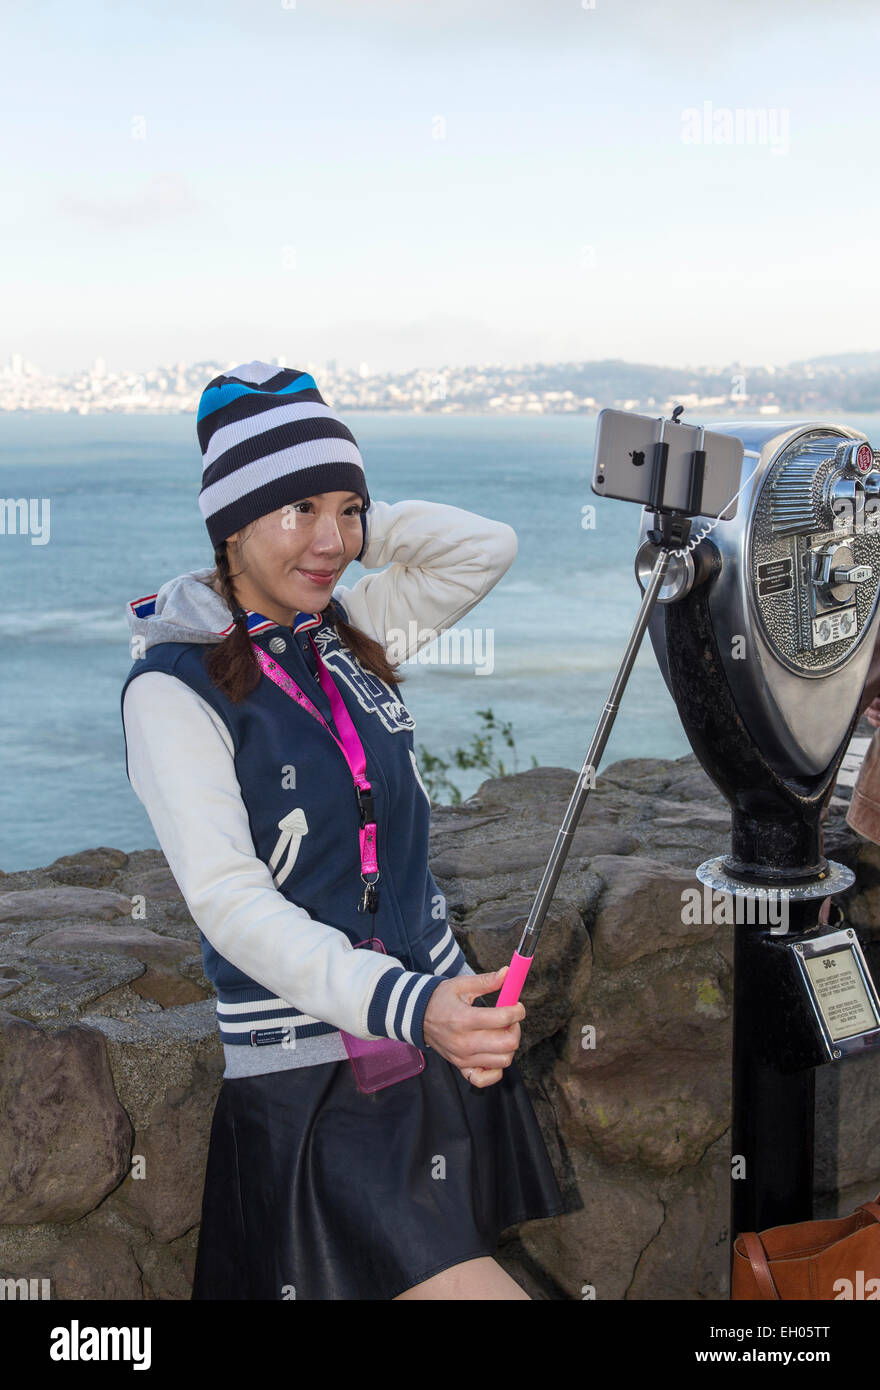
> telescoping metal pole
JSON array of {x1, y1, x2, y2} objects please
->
[{"x1": 495, "y1": 531, "x2": 678, "y2": 1009}]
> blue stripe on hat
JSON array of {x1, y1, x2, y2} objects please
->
[{"x1": 197, "y1": 372, "x2": 319, "y2": 424}]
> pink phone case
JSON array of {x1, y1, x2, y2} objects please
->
[{"x1": 340, "y1": 936, "x2": 426, "y2": 1093}]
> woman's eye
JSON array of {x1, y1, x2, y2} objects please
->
[{"x1": 293, "y1": 502, "x2": 362, "y2": 515}]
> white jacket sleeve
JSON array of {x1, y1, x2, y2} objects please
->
[
  {"x1": 122, "y1": 671, "x2": 445, "y2": 1044},
  {"x1": 332, "y1": 498, "x2": 518, "y2": 658}
]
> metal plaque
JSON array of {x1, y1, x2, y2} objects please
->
[{"x1": 791, "y1": 927, "x2": 880, "y2": 1060}]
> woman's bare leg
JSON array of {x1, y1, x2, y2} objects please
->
[{"x1": 392, "y1": 1255, "x2": 531, "y2": 1300}]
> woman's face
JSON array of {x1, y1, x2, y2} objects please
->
[{"x1": 225, "y1": 490, "x2": 365, "y2": 627}]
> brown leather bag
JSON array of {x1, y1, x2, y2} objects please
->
[{"x1": 732, "y1": 1195, "x2": 880, "y2": 1299}]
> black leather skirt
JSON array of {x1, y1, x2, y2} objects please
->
[{"x1": 190, "y1": 1041, "x2": 568, "y2": 1301}]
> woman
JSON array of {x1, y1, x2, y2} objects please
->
[
  {"x1": 121, "y1": 361, "x2": 569, "y2": 1300},
  {"x1": 817, "y1": 638, "x2": 880, "y2": 929},
  {"x1": 847, "y1": 696, "x2": 880, "y2": 846}
]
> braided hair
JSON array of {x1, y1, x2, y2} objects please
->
[{"x1": 203, "y1": 540, "x2": 405, "y2": 703}]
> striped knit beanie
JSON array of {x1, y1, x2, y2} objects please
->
[{"x1": 196, "y1": 360, "x2": 370, "y2": 559}]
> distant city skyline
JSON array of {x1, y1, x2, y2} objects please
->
[
  {"x1": 3, "y1": 2, "x2": 879, "y2": 376},
  {"x1": 5, "y1": 345, "x2": 880, "y2": 381},
  {"x1": 2, "y1": 349, "x2": 876, "y2": 419}
]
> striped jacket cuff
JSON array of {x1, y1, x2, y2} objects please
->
[
  {"x1": 427, "y1": 922, "x2": 475, "y2": 978},
  {"x1": 366, "y1": 968, "x2": 446, "y2": 1049}
]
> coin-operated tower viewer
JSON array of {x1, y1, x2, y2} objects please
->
[{"x1": 634, "y1": 419, "x2": 880, "y2": 1238}]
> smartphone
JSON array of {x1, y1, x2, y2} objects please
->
[{"x1": 591, "y1": 408, "x2": 743, "y2": 520}]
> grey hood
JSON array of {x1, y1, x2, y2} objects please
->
[{"x1": 126, "y1": 568, "x2": 325, "y2": 652}]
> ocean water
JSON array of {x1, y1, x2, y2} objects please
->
[{"x1": 2, "y1": 409, "x2": 879, "y2": 873}]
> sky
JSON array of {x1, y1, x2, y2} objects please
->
[{"x1": 2, "y1": 0, "x2": 879, "y2": 376}]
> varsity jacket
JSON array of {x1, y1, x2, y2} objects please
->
[{"x1": 121, "y1": 497, "x2": 518, "y2": 1078}]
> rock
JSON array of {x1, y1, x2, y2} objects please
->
[
  {"x1": 34, "y1": 921, "x2": 191, "y2": 964},
  {"x1": 457, "y1": 766, "x2": 591, "y2": 816},
  {"x1": 0, "y1": 887, "x2": 134, "y2": 922},
  {"x1": 125, "y1": 864, "x2": 196, "y2": 929},
  {"x1": 45, "y1": 1226, "x2": 144, "y2": 1299},
  {"x1": 0, "y1": 909, "x2": 210, "y2": 1012},
  {"x1": 30, "y1": 922, "x2": 207, "y2": 1008},
  {"x1": 0, "y1": 1012, "x2": 132, "y2": 1224},
  {"x1": 82, "y1": 982, "x2": 165, "y2": 1020},
  {"x1": 597, "y1": 756, "x2": 680, "y2": 790},
  {"x1": 44, "y1": 847, "x2": 129, "y2": 891},
  {"x1": 0, "y1": 965, "x2": 27, "y2": 1000},
  {"x1": 77, "y1": 1002, "x2": 221, "y2": 1131},
  {"x1": 48, "y1": 847, "x2": 129, "y2": 873},
  {"x1": 516, "y1": 1147, "x2": 664, "y2": 1300},
  {"x1": 137, "y1": 1227, "x2": 199, "y2": 1300},
  {"x1": 559, "y1": 941, "x2": 731, "y2": 1070},
  {"x1": 130, "y1": 969, "x2": 209, "y2": 1008},
  {"x1": 815, "y1": 1048, "x2": 880, "y2": 1191},
  {"x1": 552, "y1": 1044, "x2": 729, "y2": 1174},
  {"x1": 628, "y1": 1131, "x2": 732, "y2": 1299},
  {"x1": 430, "y1": 827, "x2": 639, "y2": 882},
  {"x1": 588, "y1": 855, "x2": 721, "y2": 971},
  {"x1": 110, "y1": 1058, "x2": 222, "y2": 1242},
  {"x1": 0, "y1": 948, "x2": 146, "y2": 1021},
  {"x1": 70, "y1": 1004, "x2": 222, "y2": 1246},
  {"x1": 0, "y1": 1207, "x2": 145, "y2": 1299}
]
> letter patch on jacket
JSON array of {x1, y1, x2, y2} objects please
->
[{"x1": 314, "y1": 625, "x2": 415, "y2": 734}]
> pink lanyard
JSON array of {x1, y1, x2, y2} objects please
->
[{"x1": 253, "y1": 640, "x2": 380, "y2": 916}]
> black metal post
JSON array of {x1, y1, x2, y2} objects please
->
[{"x1": 731, "y1": 900, "x2": 818, "y2": 1239}]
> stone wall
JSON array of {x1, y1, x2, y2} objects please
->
[{"x1": 1, "y1": 751, "x2": 878, "y2": 1300}]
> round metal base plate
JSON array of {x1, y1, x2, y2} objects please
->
[{"x1": 696, "y1": 856, "x2": 855, "y2": 899}]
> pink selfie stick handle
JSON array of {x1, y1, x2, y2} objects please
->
[{"x1": 495, "y1": 950, "x2": 533, "y2": 1008}]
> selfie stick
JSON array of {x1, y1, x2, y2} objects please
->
[{"x1": 496, "y1": 410, "x2": 703, "y2": 1009}]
